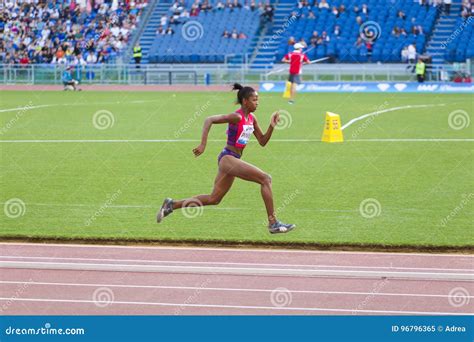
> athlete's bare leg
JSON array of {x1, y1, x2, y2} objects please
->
[
  {"x1": 218, "y1": 155, "x2": 276, "y2": 225},
  {"x1": 172, "y1": 169, "x2": 235, "y2": 209},
  {"x1": 290, "y1": 82, "x2": 296, "y2": 102}
]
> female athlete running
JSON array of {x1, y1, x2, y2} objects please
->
[{"x1": 157, "y1": 83, "x2": 295, "y2": 234}]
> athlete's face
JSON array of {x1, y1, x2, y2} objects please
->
[{"x1": 244, "y1": 92, "x2": 259, "y2": 112}]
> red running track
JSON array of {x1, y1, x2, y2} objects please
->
[{"x1": 0, "y1": 243, "x2": 472, "y2": 315}]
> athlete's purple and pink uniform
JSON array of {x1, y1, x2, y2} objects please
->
[{"x1": 218, "y1": 108, "x2": 255, "y2": 164}]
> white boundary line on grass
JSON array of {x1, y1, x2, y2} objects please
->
[
  {"x1": 1, "y1": 138, "x2": 472, "y2": 143},
  {"x1": 341, "y1": 103, "x2": 447, "y2": 130},
  {"x1": 0, "y1": 100, "x2": 162, "y2": 114}
]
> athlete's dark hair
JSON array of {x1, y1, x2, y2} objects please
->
[{"x1": 232, "y1": 83, "x2": 256, "y2": 105}]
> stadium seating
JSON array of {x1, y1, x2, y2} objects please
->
[
  {"x1": 274, "y1": 0, "x2": 438, "y2": 63},
  {"x1": 148, "y1": 4, "x2": 261, "y2": 63},
  {"x1": 444, "y1": 17, "x2": 474, "y2": 62},
  {"x1": 0, "y1": 0, "x2": 147, "y2": 65}
]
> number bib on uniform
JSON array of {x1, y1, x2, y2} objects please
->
[{"x1": 237, "y1": 124, "x2": 254, "y2": 146}]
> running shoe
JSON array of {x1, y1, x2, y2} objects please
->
[
  {"x1": 157, "y1": 198, "x2": 173, "y2": 223},
  {"x1": 268, "y1": 221, "x2": 296, "y2": 234}
]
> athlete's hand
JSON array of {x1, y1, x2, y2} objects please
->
[
  {"x1": 193, "y1": 144, "x2": 205, "y2": 157},
  {"x1": 270, "y1": 111, "x2": 280, "y2": 128}
]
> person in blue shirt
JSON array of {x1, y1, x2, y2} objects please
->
[{"x1": 62, "y1": 66, "x2": 81, "y2": 91}]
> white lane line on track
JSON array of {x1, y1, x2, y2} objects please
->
[
  {"x1": 1, "y1": 261, "x2": 472, "y2": 280},
  {"x1": 0, "y1": 297, "x2": 467, "y2": 315},
  {"x1": 1, "y1": 138, "x2": 473, "y2": 143},
  {"x1": 1, "y1": 280, "x2": 471, "y2": 299},
  {"x1": 341, "y1": 103, "x2": 447, "y2": 130},
  {"x1": 1, "y1": 242, "x2": 472, "y2": 258},
  {"x1": 0, "y1": 256, "x2": 471, "y2": 273}
]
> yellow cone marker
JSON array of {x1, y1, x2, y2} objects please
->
[
  {"x1": 282, "y1": 81, "x2": 292, "y2": 99},
  {"x1": 321, "y1": 112, "x2": 344, "y2": 143}
]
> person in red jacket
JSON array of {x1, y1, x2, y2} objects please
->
[{"x1": 281, "y1": 43, "x2": 310, "y2": 104}]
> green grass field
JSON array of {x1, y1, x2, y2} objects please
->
[{"x1": 1, "y1": 90, "x2": 472, "y2": 249}]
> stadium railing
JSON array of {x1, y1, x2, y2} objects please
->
[{"x1": 0, "y1": 62, "x2": 471, "y2": 85}]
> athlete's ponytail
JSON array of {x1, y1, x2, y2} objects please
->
[{"x1": 232, "y1": 83, "x2": 256, "y2": 105}]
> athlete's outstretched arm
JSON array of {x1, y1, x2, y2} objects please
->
[
  {"x1": 253, "y1": 112, "x2": 280, "y2": 147},
  {"x1": 193, "y1": 113, "x2": 241, "y2": 157}
]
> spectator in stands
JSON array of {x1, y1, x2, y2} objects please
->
[
  {"x1": 226, "y1": 0, "x2": 234, "y2": 11},
  {"x1": 204, "y1": 1, "x2": 213, "y2": 11},
  {"x1": 288, "y1": 36, "x2": 296, "y2": 46},
  {"x1": 308, "y1": 11, "x2": 316, "y2": 19},
  {"x1": 190, "y1": 5, "x2": 200, "y2": 16},
  {"x1": 321, "y1": 31, "x2": 330, "y2": 43},
  {"x1": 310, "y1": 31, "x2": 320, "y2": 47},
  {"x1": 362, "y1": 4, "x2": 369, "y2": 15},
  {"x1": 353, "y1": 5, "x2": 360, "y2": 14},
  {"x1": 239, "y1": 32, "x2": 248, "y2": 39},
  {"x1": 263, "y1": 1, "x2": 274, "y2": 22},
  {"x1": 216, "y1": 1, "x2": 225, "y2": 10},
  {"x1": 400, "y1": 28, "x2": 407, "y2": 36},
  {"x1": 398, "y1": 10, "x2": 406, "y2": 20},
  {"x1": 231, "y1": 29, "x2": 239, "y2": 39},
  {"x1": 392, "y1": 27, "x2": 401, "y2": 37},
  {"x1": 408, "y1": 44, "x2": 417, "y2": 63},
  {"x1": 156, "y1": 26, "x2": 165, "y2": 35},
  {"x1": 233, "y1": 0, "x2": 242, "y2": 9},
  {"x1": 331, "y1": 6, "x2": 339, "y2": 17},
  {"x1": 222, "y1": 30, "x2": 231, "y2": 38},
  {"x1": 339, "y1": 4, "x2": 346, "y2": 14},
  {"x1": 319, "y1": 0, "x2": 330, "y2": 10},
  {"x1": 180, "y1": 9, "x2": 190, "y2": 18},
  {"x1": 250, "y1": 0, "x2": 257, "y2": 11},
  {"x1": 165, "y1": 27, "x2": 175, "y2": 35},
  {"x1": 412, "y1": 25, "x2": 423, "y2": 36},
  {"x1": 356, "y1": 16, "x2": 363, "y2": 25},
  {"x1": 443, "y1": 0, "x2": 452, "y2": 15},
  {"x1": 401, "y1": 46, "x2": 409, "y2": 63},
  {"x1": 333, "y1": 25, "x2": 341, "y2": 37},
  {"x1": 161, "y1": 14, "x2": 168, "y2": 27}
]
